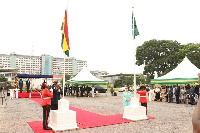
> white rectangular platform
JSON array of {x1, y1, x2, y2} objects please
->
[
  {"x1": 48, "y1": 99, "x2": 78, "y2": 131},
  {"x1": 49, "y1": 110, "x2": 78, "y2": 131},
  {"x1": 123, "y1": 106, "x2": 148, "y2": 121},
  {"x1": 123, "y1": 96, "x2": 148, "y2": 121}
]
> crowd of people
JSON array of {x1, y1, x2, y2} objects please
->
[
  {"x1": 148, "y1": 84, "x2": 199, "y2": 105},
  {"x1": 55, "y1": 85, "x2": 96, "y2": 98}
]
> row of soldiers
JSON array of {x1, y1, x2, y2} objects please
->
[{"x1": 149, "y1": 84, "x2": 199, "y2": 105}]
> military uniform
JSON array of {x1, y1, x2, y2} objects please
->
[
  {"x1": 137, "y1": 88, "x2": 147, "y2": 115},
  {"x1": 41, "y1": 88, "x2": 53, "y2": 130}
]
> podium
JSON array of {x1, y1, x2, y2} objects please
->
[
  {"x1": 48, "y1": 99, "x2": 78, "y2": 131},
  {"x1": 123, "y1": 94, "x2": 148, "y2": 121}
]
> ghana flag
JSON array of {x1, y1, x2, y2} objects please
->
[{"x1": 61, "y1": 10, "x2": 70, "y2": 56}]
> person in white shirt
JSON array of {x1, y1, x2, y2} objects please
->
[
  {"x1": 149, "y1": 87, "x2": 155, "y2": 101},
  {"x1": 91, "y1": 85, "x2": 95, "y2": 97}
]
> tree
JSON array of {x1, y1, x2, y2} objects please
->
[
  {"x1": 60, "y1": 74, "x2": 71, "y2": 86},
  {"x1": 136, "y1": 39, "x2": 181, "y2": 79},
  {"x1": 114, "y1": 76, "x2": 133, "y2": 88},
  {"x1": 0, "y1": 75, "x2": 7, "y2": 82},
  {"x1": 136, "y1": 74, "x2": 148, "y2": 86},
  {"x1": 179, "y1": 43, "x2": 200, "y2": 69}
]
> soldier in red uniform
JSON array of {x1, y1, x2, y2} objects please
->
[
  {"x1": 41, "y1": 83, "x2": 53, "y2": 130},
  {"x1": 137, "y1": 86, "x2": 148, "y2": 115}
]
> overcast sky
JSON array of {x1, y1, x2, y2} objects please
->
[{"x1": 1, "y1": 0, "x2": 200, "y2": 74}]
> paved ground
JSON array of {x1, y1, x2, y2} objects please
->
[{"x1": 0, "y1": 92, "x2": 196, "y2": 133}]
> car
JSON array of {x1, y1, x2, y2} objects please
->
[
  {"x1": 94, "y1": 85, "x2": 107, "y2": 93},
  {"x1": 118, "y1": 87, "x2": 132, "y2": 92}
]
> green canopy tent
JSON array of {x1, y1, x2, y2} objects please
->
[{"x1": 151, "y1": 57, "x2": 200, "y2": 85}]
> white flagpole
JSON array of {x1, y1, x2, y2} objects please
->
[
  {"x1": 132, "y1": 7, "x2": 136, "y2": 97},
  {"x1": 63, "y1": 54, "x2": 66, "y2": 99}
]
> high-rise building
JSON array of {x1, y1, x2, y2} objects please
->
[{"x1": 0, "y1": 53, "x2": 87, "y2": 80}]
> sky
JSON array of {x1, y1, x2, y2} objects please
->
[{"x1": 0, "y1": 0, "x2": 200, "y2": 74}]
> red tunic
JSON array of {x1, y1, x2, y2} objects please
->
[
  {"x1": 137, "y1": 90, "x2": 147, "y2": 103},
  {"x1": 41, "y1": 88, "x2": 53, "y2": 106}
]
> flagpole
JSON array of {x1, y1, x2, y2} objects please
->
[
  {"x1": 132, "y1": 7, "x2": 136, "y2": 98},
  {"x1": 63, "y1": 54, "x2": 66, "y2": 99},
  {"x1": 62, "y1": 0, "x2": 70, "y2": 99}
]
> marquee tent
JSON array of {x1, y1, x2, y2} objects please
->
[
  {"x1": 151, "y1": 57, "x2": 200, "y2": 84},
  {"x1": 15, "y1": 74, "x2": 53, "y2": 78},
  {"x1": 68, "y1": 67, "x2": 108, "y2": 85}
]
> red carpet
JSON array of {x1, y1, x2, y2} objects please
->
[
  {"x1": 28, "y1": 98, "x2": 155, "y2": 132},
  {"x1": 18, "y1": 92, "x2": 30, "y2": 98},
  {"x1": 69, "y1": 106, "x2": 133, "y2": 128},
  {"x1": 30, "y1": 92, "x2": 41, "y2": 98},
  {"x1": 17, "y1": 92, "x2": 41, "y2": 98}
]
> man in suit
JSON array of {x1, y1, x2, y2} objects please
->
[
  {"x1": 195, "y1": 85, "x2": 199, "y2": 99},
  {"x1": 175, "y1": 85, "x2": 180, "y2": 104},
  {"x1": 51, "y1": 81, "x2": 61, "y2": 110},
  {"x1": 26, "y1": 79, "x2": 30, "y2": 93},
  {"x1": 80, "y1": 85, "x2": 84, "y2": 97},
  {"x1": 19, "y1": 79, "x2": 23, "y2": 93},
  {"x1": 75, "y1": 85, "x2": 79, "y2": 97},
  {"x1": 190, "y1": 85, "x2": 195, "y2": 105},
  {"x1": 167, "y1": 86, "x2": 173, "y2": 103},
  {"x1": 86, "y1": 85, "x2": 90, "y2": 97}
]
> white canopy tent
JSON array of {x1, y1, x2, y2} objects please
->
[
  {"x1": 151, "y1": 57, "x2": 200, "y2": 84},
  {"x1": 68, "y1": 67, "x2": 108, "y2": 85}
]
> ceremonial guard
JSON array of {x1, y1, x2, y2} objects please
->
[
  {"x1": 123, "y1": 87, "x2": 132, "y2": 106},
  {"x1": 41, "y1": 83, "x2": 53, "y2": 130},
  {"x1": 51, "y1": 81, "x2": 61, "y2": 110},
  {"x1": 137, "y1": 86, "x2": 148, "y2": 115}
]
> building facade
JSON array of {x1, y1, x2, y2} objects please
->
[{"x1": 0, "y1": 53, "x2": 87, "y2": 80}]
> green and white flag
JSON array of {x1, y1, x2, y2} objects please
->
[{"x1": 132, "y1": 12, "x2": 139, "y2": 39}]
